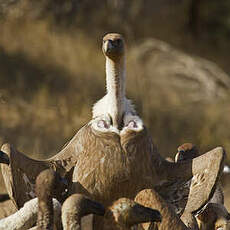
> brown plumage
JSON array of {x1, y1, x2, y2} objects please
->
[
  {"x1": 0, "y1": 141, "x2": 75, "y2": 208},
  {"x1": 0, "y1": 34, "x2": 226, "y2": 230},
  {"x1": 61, "y1": 194, "x2": 105, "y2": 230},
  {"x1": 135, "y1": 189, "x2": 188, "y2": 230},
  {"x1": 36, "y1": 169, "x2": 66, "y2": 230},
  {"x1": 71, "y1": 123, "x2": 158, "y2": 207},
  {"x1": 103, "y1": 197, "x2": 161, "y2": 230},
  {"x1": 0, "y1": 199, "x2": 17, "y2": 220}
]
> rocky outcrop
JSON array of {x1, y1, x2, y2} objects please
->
[{"x1": 130, "y1": 39, "x2": 230, "y2": 104}]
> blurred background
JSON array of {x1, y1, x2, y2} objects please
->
[{"x1": 0, "y1": 0, "x2": 230, "y2": 209}]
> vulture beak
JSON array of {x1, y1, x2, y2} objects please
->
[
  {"x1": 0, "y1": 150, "x2": 10, "y2": 165},
  {"x1": 177, "y1": 150, "x2": 186, "y2": 162}
]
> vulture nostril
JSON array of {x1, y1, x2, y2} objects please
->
[{"x1": 108, "y1": 39, "x2": 113, "y2": 44}]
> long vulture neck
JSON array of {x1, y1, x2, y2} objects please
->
[
  {"x1": 62, "y1": 205, "x2": 82, "y2": 230},
  {"x1": 105, "y1": 56, "x2": 126, "y2": 129},
  {"x1": 37, "y1": 198, "x2": 53, "y2": 230},
  {"x1": 63, "y1": 215, "x2": 81, "y2": 230}
]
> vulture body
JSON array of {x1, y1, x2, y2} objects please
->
[{"x1": 0, "y1": 34, "x2": 225, "y2": 230}]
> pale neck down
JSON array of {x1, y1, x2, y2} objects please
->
[
  {"x1": 63, "y1": 215, "x2": 81, "y2": 230},
  {"x1": 105, "y1": 56, "x2": 126, "y2": 129},
  {"x1": 37, "y1": 199, "x2": 53, "y2": 230},
  {"x1": 105, "y1": 56, "x2": 126, "y2": 100}
]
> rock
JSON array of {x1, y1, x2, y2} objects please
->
[{"x1": 129, "y1": 39, "x2": 230, "y2": 104}]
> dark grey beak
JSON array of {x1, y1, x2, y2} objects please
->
[
  {"x1": 177, "y1": 150, "x2": 186, "y2": 162},
  {"x1": 60, "y1": 177, "x2": 69, "y2": 197},
  {"x1": 133, "y1": 204, "x2": 162, "y2": 224},
  {"x1": 144, "y1": 206, "x2": 162, "y2": 223},
  {"x1": 87, "y1": 199, "x2": 105, "y2": 216},
  {"x1": 0, "y1": 151, "x2": 10, "y2": 165},
  {"x1": 61, "y1": 177, "x2": 68, "y2": 187},
  {"x1": 104, "y1": 39, "x2": 115, "y2": 53},
  {"x1": 0, "y1": 193, "x2": 10, "y2": 202}
]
